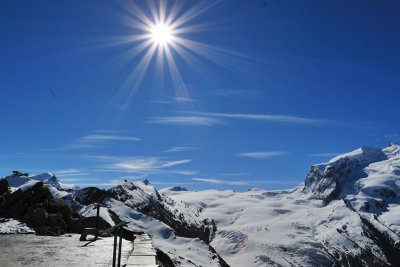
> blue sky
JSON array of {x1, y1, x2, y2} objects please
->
[{"x1": 1, "y1": 0, "x2": 400, "y2": 190}]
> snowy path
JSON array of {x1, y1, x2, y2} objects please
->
[{"x1": 126, "y1": 234, "x2": 158, "y2": 267}]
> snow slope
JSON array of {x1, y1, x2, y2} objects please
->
[
  {"x1": 4, "y1": 172, "x2": 78, "y2": 191},
  {"x1": 164, "y1": 145, "x2": 400, "y2": 266},
  {"x1": 0, "y1": 218, "x2": 34, "y2": 234}
]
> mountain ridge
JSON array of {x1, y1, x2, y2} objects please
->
[{"x1": 1, "y1": 144, "x2": 400, "y2": 266}]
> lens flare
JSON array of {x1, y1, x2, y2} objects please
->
[{"x1": 151, "y1": 23, "x2": 173, "y2": 46}]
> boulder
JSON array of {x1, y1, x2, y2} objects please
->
[
  {"x1": 4, "y1": 199, "x2": 27, "y2": 218},
  {"x1": 23, "y1": 207, "x2": 48, "y2": 227},
  {"x1": 25, "y1": 182, "x2": 51, "y2": 204},
  {"x1": 3, "y1": 189, "x2": 24, "y2": 209},
  {"x1": 47, "y1": 213, "x2": 67, "y2": 231},
  {"x1": 46, "y1": 199, "x2": 75, "y2": 224}
]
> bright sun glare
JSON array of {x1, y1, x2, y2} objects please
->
[
  {"x1": 151, "y1": 23, "x2": 173, "y2": 46},
  {"x1": 111, "y1": 1, "x2": 234, "y2": 108}
]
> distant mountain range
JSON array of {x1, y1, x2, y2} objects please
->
[{"x1": 1, "y1": 145, "x2": 400, "y2": 266}]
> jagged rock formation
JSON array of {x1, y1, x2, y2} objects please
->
[{"x1": 0, "y1": 176, "x2": 110, "y2": 236}]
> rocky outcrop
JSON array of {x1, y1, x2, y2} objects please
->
[
  {"x1": 74, "y1": 187, "x2": 110, "y2": 205},
  {"x1": 0, "y1": 178, "x2": 112, "y2": 236},
  {"x1": 108, "y1": 182, "x2": 216, "y2": 243},
  {"x1": 303, "y1": 157, "x2": 353, "y2": 204},
  {"x1": 302, "y1": 146, "x2": 388, "y2": 205}
]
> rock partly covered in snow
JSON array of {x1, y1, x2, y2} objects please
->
[
  {"x1": 0, "y1": 218, "x2": 34, "y2": 234},
  {"x1": 4, "y1": 171, "x2": 79, "y2": 192}
]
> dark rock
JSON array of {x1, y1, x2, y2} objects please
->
[
  {"x1": 377, "y1": 188, "x2": 397, "y2": 199},
  {"x1": 0, "y1": 179, "x2": 9, "y2": 195},
  {"x1": 47, "y1": 213, "x2": 67, "y2": 230},
  {"x1": 3, "y1": 189, "x2": 24, "y2": 209},
  {"x1": 46, "y1": 199, "x2": 75, "y2": 224},
  {"x1": 12, "y1": 171, "x2": 29, "y2": 177},
  {"x1": 23, "y1": 207, "x2": 48, "y2": 227},
  {"x1": 156, "y1": 248, "x2": 175, "y2": 267},
  {"x1": 361, "y1": 201, "x2": 371, "y2": 212},
  {"x1": 169, "y1": 186, "x2": 188, "y2": 192},
  {"x1": 75, "y1": 187, "x2": 109, "y2": 205},
  {"x1": 26, "y1": 182, "x2": 51, "y2": 204},
  {"x1": 375, "y1": 200, "x2": 386, "y2": 209},
  {"x1": 121, "y1": 226, "x2": 137, "y2": 241},
  {"x1": 4, "y1": 199, "x2": 27, "y2": 218}
]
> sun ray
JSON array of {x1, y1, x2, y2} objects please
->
[
  {"x1": 117, "y1": 42, "x2": 158, "y2": 114},
  {"x1": 169, "y1": 1, "x2": 220, "y2": 30},
  {"x1": 102, "y1": 0, "x2": 250, "y2": 115}
]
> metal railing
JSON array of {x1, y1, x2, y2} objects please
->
[{"x1": 111, "y1": 221, "x2": 129, "y2": 267}]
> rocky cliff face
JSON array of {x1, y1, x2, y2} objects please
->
[{"x1": 303, "y1": 146, "x2": 391, "y2": 205}]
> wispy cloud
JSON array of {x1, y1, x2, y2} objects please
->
[
  {"x1": 107, "y1": 157, "x2": 192, "y2": 173},
  {"x1": 171, "y1": 170, "x2": 198, "y2": 175},
  {"x1": 161, "y1": 159, "x2": 192, "y2": 168},
  {"x1": 310, "y1": 153, "x2": 341, "y2": 158},
  {"x1": 163, "y1": 146, "x2": 198, "y2": 153},
  {"x1": 190, "y1": 112, "x2": 330, "y2": 125},
  {"x1": 238, "y1": 151, "x2": 288, "y2": 159},
  {"x1": 174, "y1": 97, "x2": 196, "y2": 102},
  {"x1": 151, "y1": 96, "x2": 197, "y2": 104},
  {"x1": 81, "y1": 134, "x2": 141, "y2": 142},
  {"x1": 192, "y1": 178, "x2": 251, "y2": 186},
  {"x1": 53, "y1": 168, "x2": 89, "y2": 177},
  {"x1": 68, "y1": 133, "x2": 141, "y2": 149},
  {"x1": 149, "y1": 116, "x2": 225, "y2": 126}
]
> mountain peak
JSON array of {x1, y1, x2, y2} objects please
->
[{"x1": 302, "y1": 145, "x2": 399, "y2": 205}]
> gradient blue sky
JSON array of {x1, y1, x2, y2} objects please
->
[{"x1": 1, "y1": 0, "x2": 400, "y2": 190}]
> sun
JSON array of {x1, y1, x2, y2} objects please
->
[
  {"x1": 108, "y1": 0, "x2": 236, "y2": 109},
  {"x1": 151, "y1": 23, "x2": 174, "y2": 46}
]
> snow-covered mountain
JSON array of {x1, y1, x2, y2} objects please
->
[
  {"x1": 4, "y1": 171, "x2": 78, "y2": 191},
  {"x1": 163, "y1": 145, "x2": 400, "y2": 266},
  {"x1": 2, "y1": 145, "x2": 400, "y2": 266}
]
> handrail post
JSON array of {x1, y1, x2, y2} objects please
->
[
  {"x1": 112, "y1": 229, "x2": 118, "y2": 267},
  {"x1": 118, "y1": 227, "x2": 123, "y2": 267},
  {"x1": 95, "y1": 203, "x2": 100, "y2": 240}
]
